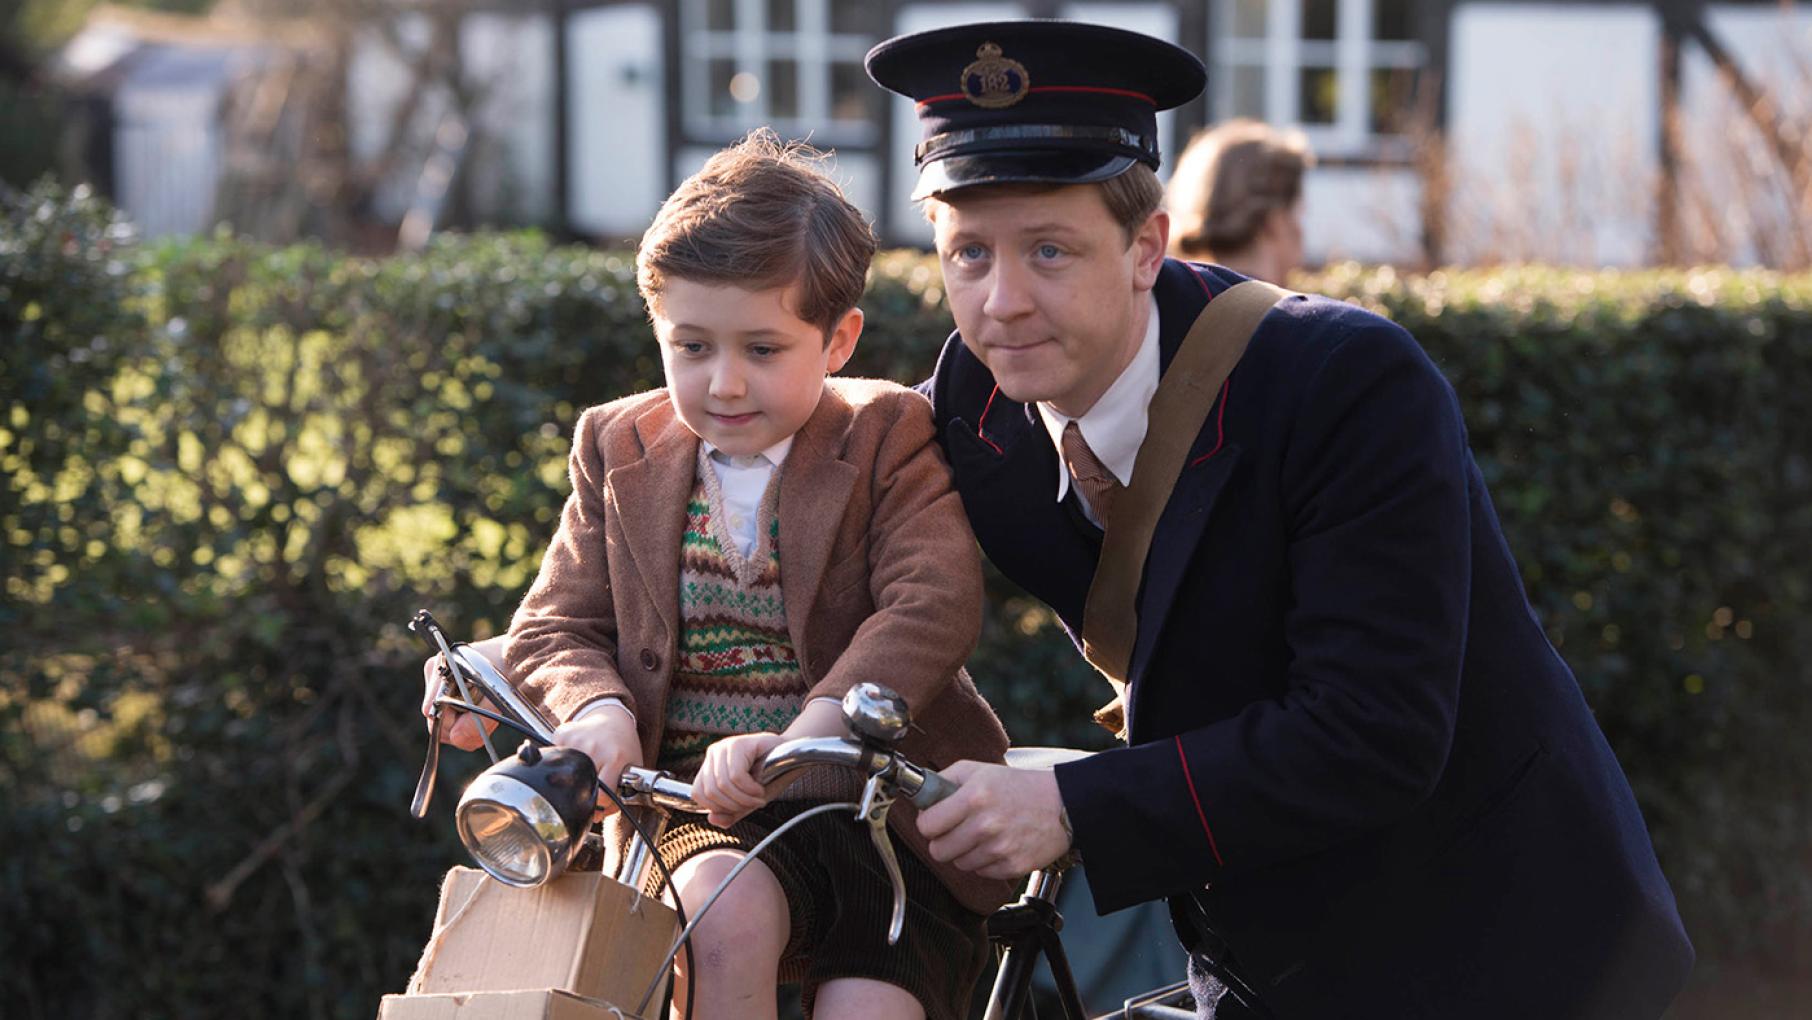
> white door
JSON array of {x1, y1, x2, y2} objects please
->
[
  {"x1": 568, "y1": 4, "x2": 666, "y2": 239},
  {"x1": 114, "y1": 46, "x2": 231, "y2": 238}
]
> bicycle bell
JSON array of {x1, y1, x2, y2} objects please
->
[{"x1": 842, "y1": 683, "x2": 911, "y2": 744}]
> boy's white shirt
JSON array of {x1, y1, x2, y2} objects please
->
[
  {"x1": 703, "y1": 435, "x2": 794, "y2": 558},
  {"x1": 570, "y1": 432, "x2": 838, "y2": 725},
  {"x1": 1035, "y1": 293, "x2": 1161, "y2": 527}
]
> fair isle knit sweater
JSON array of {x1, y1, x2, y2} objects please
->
[{"x1": 656, "y1": 454, "x2": 810, "y2": 778}]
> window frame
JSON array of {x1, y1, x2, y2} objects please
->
[
  {"x1": 680, "y1": 0, "x2": 879, "y2": 148},
  {"x1": 1211, "y1": 0, "x2": 1427, "y2": 159}
]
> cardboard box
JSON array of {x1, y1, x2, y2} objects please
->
[
  {"x1": 378, "y1": 989, "x2": 642, "y2": 1020},
  {"x1": 408, "y1": 867, "x2": 678, "y2": 1009}
]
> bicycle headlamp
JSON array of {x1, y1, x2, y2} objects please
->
[{"x1": 455, "y1": 742, "x2": 598, "y2": 887}]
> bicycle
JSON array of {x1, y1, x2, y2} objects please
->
[{"x1": 407, "y1": 610, "x2": 1204, "y2": 1020}]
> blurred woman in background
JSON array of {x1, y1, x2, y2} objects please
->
[{"x1": 1166, "y1": 119, "x2": 1313, "y2": 283}]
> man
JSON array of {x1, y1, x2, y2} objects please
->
[{"x1": 868, "y1": 20, "x2": 1693, "y2": 1019}]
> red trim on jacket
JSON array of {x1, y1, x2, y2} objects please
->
[
  {"x1": 974, "y1": 384, "x2": 1006, "y2": 454},
  {"x1": 1190, "y1": 381, "x2": 1231, "y2": 467},
  {"x1": 1185, "y1": 264, "x2": 1232, "y2": 466},
  {"x1": 1175, "y1": 735, "x2": 1225, "y2": 867}
]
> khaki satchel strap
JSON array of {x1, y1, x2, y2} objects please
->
[{"x1": 1081, "y1": 279, "x2": 1291, "y2": 701}]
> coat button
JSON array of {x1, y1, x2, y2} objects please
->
[{"x1": 640, "y1": 648, "x2": 659, "y2": 671}]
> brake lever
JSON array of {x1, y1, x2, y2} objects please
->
[
  {"x1": 857, "y1": 770, "x2": 909, "y2": 945},
  {"x1": 410, "y1": 704, "x2": 445, "y2": 819},
  {"x1": 409, "y1": 610, "x2": 501, "y2": 763}
]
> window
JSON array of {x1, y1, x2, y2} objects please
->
[
  {"x1": 1212, "y1": 0, "x2": 1427, "y2": 155},
  {"x1": 682, "y1": 0, "x2": 879, "y2": 145}
]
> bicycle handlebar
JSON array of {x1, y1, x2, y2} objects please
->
[
  {"x1": 616, "y1": 734, "x2": 960, "y2": 814},
  {"x1": 417, "y1": 624, "x2": 960, "y2": 812}
]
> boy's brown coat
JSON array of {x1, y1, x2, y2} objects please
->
[{"x1": 506, "y1": 377, "x2": 1013, "y2": 914}]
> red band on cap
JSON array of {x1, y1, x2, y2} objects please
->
[
  {"x1": 1031, "y1": 85, "x2": 1157, "y2": 104},
  {"x1": 917, "y1": 84, "x2": 1159, "y2": 108}
]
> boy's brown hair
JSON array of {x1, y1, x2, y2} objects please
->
[{"x1": 636, "y1": 128, "x2": 878, "y2": 338}]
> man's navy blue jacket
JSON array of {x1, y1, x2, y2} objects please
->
[{"x1": 924, "y1": 259, "x2": 1694, "y2": 1018}]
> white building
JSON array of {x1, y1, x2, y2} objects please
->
[
  {"x1": 64, "y1": 1, "x2": 1812, "y2": 265},
  {"x1": 51, "y1": 8, "x2": 270, "y2": 240},
  {"x1": 361, "y1": 0, "x2": 1808, "y2": 265}
]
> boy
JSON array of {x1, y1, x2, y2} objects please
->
[{"x1": 426, "y1": 130, "x2": 1010, "y2": 1020}]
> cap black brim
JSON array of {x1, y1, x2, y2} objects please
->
[{"x1": 912, "y1": 152, "x2": 1141, "y2": 200}]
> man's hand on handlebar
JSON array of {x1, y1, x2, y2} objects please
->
[
  {"x1": 693, "y1": 732, "x2": 788, "y2": 828},
  {"x1": 915, "y1": 761, "x2": 1072, "y2": 880}
]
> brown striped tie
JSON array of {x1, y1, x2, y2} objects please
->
[{"x1": 1060, "y1": 420, "x2": 1124, "y2": 527}]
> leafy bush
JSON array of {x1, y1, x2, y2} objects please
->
[{"x1": 3, "y1": 185, "x2": 1808, "y2": 1017}]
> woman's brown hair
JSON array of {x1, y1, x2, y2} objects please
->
[{"x1": 1166, "y1": 120, "x2": 1313, "y2": 259}]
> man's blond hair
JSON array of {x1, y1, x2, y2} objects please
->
[{"x1": 923, "y1": 164, "x2": 1166, "y2": 246}]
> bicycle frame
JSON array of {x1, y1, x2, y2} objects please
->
[{"x1": 987, "y1": 865, "x2": 1088, "y2": 1020}]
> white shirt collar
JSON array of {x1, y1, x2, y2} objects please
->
[
  {"x1": 1037, "y1": 292, "x2": 1161, "y2": 503},
  {"x1": 702, "y1": 435, "x2": 794, "y2": 469}
]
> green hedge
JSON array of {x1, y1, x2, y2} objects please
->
[{"x1": 3, "y1": 182, "x2": 1809, "y2": 1018}]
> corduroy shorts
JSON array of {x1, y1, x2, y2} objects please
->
[{"x1": 651, "y1": 800, "x2": 991, "y2": 1020}]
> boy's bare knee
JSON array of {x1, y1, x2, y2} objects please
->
[
  {"x1": 672, "y1": 852, "x2": 789, "y2": 963},
  {"x1": 813, "y1": 977, "x2": 925, "y2": 1020}
]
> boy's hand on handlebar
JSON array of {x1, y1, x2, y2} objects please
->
[
  {"x1": 420, "y1": 654, "x2": 499, "y2": 750},
  {"x1": 694, "y1": 732, "x2": 787, "y2": 828},
  {"x1": 915, "y1": 761, "x2": 1072, "y2": 880},
  {"x1": 692, "y1": 698, "x2": 841, "y2": 826},
  {"x1": 553, "y1": 708, "x2": 643, "y2": 818}
]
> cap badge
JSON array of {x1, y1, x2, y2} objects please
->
[{"x1": 961, "y1": 42, "x2": 1030, "y2": 109}]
